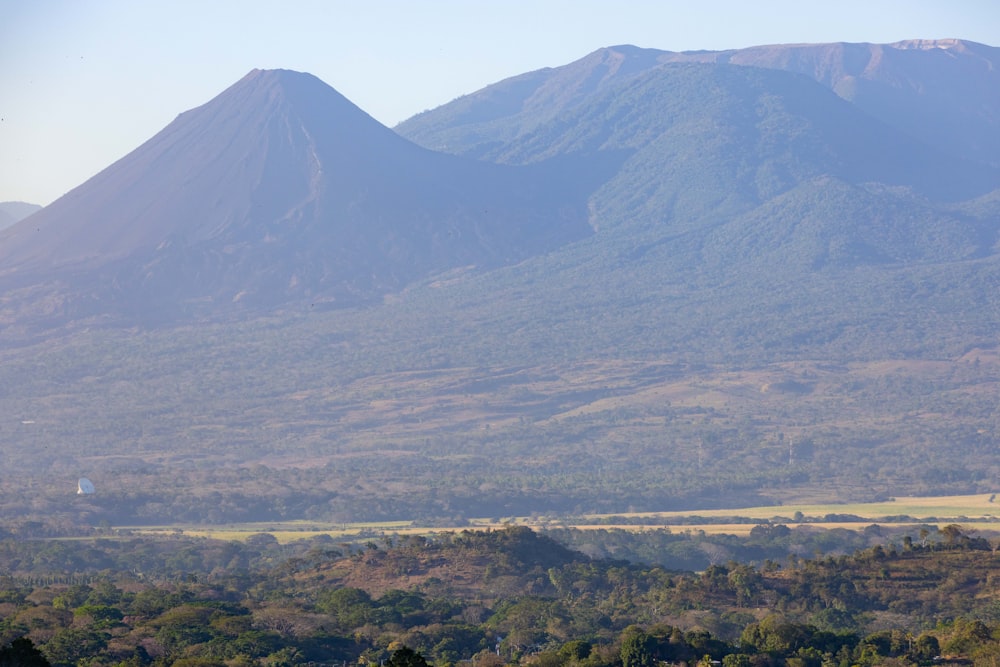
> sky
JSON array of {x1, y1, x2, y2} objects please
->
[{"x1": 1, "y1": 0, "x2": 998, "y2": 206}]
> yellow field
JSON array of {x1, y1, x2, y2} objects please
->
[
  {"x1": 116, "y1": 493, "x2": 1000, "y2": 543},
  {"x1": 571, "y1": 521, "x2": 1000, "y2": 536},
  {"x1": 586, "y1": 493, "x2": 1000, "y2": 522}
]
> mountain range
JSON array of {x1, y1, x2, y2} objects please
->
[
  {"x1": 2, "y1": 40, "x2": 1000, "y2": 524},
  {"x1": 398, "y1": 39, "x2": 1000, "y2": 170},
  {"x1": 3, "y1": 40, "x2": 999, "y2": 328}
]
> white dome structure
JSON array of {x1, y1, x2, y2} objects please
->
[{"x1": 77, "y1": 478, "x2": 95, "y2": 495}]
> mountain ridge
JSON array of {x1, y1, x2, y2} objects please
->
[{"x1": 396, "y1": 39, "x2": 1000, "y2": 170}]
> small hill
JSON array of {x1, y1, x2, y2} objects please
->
[
  {"x1": 302, "y1": 527, "x2": 583, "y2": 598},
  {"x1": 0, "y1": 201, "x2": 41, "y2": 230},
  {"x1": 277, "y1": 524, "x2": 1000, "y2": 629}
]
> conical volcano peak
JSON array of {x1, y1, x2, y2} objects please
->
[
  {"x1": 245, "y1": 67, "x2": 303, "y2": 78},
  {"x1": 0, "y1": 66, "x2": 396, "y2": 273},
  {"x1": 233, "y1": 67, "x2": 328, "y2": 92},
  {"x1": 205, "y1": 67, "x2": 355, "y2": 112},
  {"x1": 0, "y1": 68, "x2": 593, "y2": 323}
]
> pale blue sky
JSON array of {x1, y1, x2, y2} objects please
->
[{"x1": 2, "y1": 0, "x2": 997, "y2": 205}]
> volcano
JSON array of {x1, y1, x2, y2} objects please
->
[{"x1": 0, "y1": 69, "x2": 593, "y2": 324}]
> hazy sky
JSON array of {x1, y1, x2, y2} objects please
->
[{"x1": 2, "y1": 0, "x2": 998, "y2": 205}]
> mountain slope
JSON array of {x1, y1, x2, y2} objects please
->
[
  {"x1": 396, "y1": 45, "x2": 676, "y2": 158},
  {"x1": 0, "y1": 201, "x2": 41, "y2": 230},
  {"x1": 658, "y1": 39, "x2": 1000, "y2": 169},
  {"x1": 0, "y1": 69, "x2": 595, "y2": 323},
  {"x1": 473, "y1": 62, "x2": 997, "y2": 257},
  {"x1": 398, "y1": 55, "x2": 1000, "y2": 282},
  {"x1": 397, "y1": 40, "x2": 1000, "y2": 170}
]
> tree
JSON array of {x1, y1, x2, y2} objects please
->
[
  {"x1": 387, "y1": 646, "x2": 430, "y2": 667},
  {"x1": 316, "y1": 587, "x2": 375, "y2": 630},
  {"x1": 722, "y1": 654, "x2": 751, "y2": 667},
  {"x1": 560, "y1": 640, "x2": 592, "y2": 661},
  {"x1": 942, "y1": 618, "x2": 991, "y2": 656},
  {"x1": 0, "y1": 637, "x2": 50, "y2": 667},
  {"x1": 940, "y1": 524, "x2": 965, "y2": 547},
  {"x1": 620, "y1": 627, "x2": 656, "y2": 667},
  {"x1": 911, "y1": 634, "x2": 939, "y2": 661},
  {"x1": 727, "y1": 564, "x2": 761, "y2": 607},
  {"x1": 40, "y1": 627, "x2": 108, "y2": 666}
]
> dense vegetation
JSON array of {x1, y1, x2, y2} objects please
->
[
  {"x1": 3, "y1": 525, "x2": 1000, "y2": 666},
  {"x1": 3, "y1": 288, "x2": 1000, "y2": 526}
]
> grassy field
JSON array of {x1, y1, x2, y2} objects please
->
[
  {"x1": 588, "y1": 493, "x2": 1000, "y2": 522},
  {"x1": 119, "y1": 493, "x2": 1000, "y2": 543},
  {"x1": 569, "y1": 521, "x2": 1000, "y2": 536}
]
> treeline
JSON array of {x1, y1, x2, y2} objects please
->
[
  {"x1": 0, "y1": 520, "x2": 963, "y2": 577},
  {"x1": 1, "y1": 525, "x2": 1000, "y2": 665}
]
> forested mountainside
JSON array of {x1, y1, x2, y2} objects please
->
[{"x1": 396, "y1": 39, "x2": 1000, "y2": 170}]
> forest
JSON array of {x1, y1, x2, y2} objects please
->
[
  {"x1": 2, "y1": 523, "x2": 1000, "y2": 666},
  {"x1": 4, "y1": 325, "x2": 1000, "y2": 529}
]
